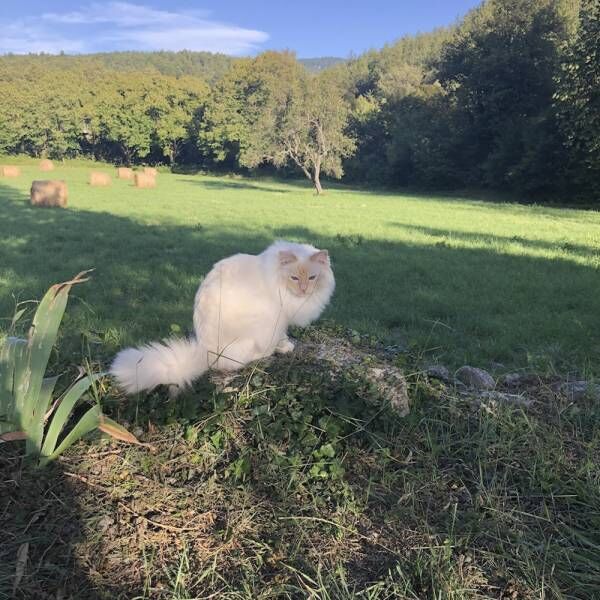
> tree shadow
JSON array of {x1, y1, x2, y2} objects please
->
[
  {"x1": 1, "y1": 181, "x2": 598, "y2": 370},
  {"x1": 2, "y1": 182, "x2": 600, "y2": 595},
  {"x1": 388, "y1": 221, "x2": 600, "y2": 261},
  {"x1": 0, "y1": 450, "x2": 104, "y2": 599},
  {"x1": 175, "y1": 177, "x2": 295, "y2": 194}
]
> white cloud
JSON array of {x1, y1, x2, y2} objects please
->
[{"x1": 0, "y1": 2, "x2": 268, "y2": 55}]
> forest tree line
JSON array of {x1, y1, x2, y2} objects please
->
[{"x1": 0, "y1": 0, "x2": 597, "y2": 199}]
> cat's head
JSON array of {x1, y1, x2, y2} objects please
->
[{"x1": 278, "y1": 248, "x2": 331, "y2": 297}]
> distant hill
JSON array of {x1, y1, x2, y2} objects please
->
[
  {"x1": 0, "y1": 51, "x2": 233, "y2": 84},
  {"x1": 298, "y1": 57, "x2": 346, "y2": 72},
  {"x1": 0, "y1": 51, "x2": 346, "y2": 82}
]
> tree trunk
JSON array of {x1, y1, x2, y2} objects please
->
[
  {"x1": 121, "y1": 144, "x2": 132, "y2": 166},
  {"x1": 312, "y1": 164, "x2": 323, "y2": 195}
]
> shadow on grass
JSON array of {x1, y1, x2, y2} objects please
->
[
  {"x1": 0, "y1": 181, "x2": 598, "y2": 371},
  {"x1": 388, "y1": 221, "x2": 600, "y2": 260},
  {"x1": 175, "y1": 177, "x2": 295, "y2": 194},
  {"x1": 2, "y1": 181, "x2": 600, "y2": 596},
  {"x1": 0, "y1": 452, "x2": 106, "y2": 599}
]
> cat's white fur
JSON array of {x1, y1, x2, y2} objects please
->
[{"x1": 110, "y1": 240, "x2": 335, "y2": 394}]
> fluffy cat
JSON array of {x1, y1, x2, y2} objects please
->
[{"x1": 110, "y1": 240, "x2": 335, "y2": 394}]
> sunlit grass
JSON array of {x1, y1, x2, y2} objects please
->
[{"x1": 1, "y1": 158, "x2": 599, "y2": 374}]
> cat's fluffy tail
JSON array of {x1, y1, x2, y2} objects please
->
[{"x1": 110, "y1": 337, "x2": 208, "y2": 394}]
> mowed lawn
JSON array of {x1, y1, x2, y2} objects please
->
[{"x1": 1, "y1": 160, "x2": 600, "y2": 375}]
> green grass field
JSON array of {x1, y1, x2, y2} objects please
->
[
  {"x1": 2, "y1": 160, "x2": 600, "y2": 598},
  {"x1": 1, "y1": 159, "x2": 599, "y2": 375}
]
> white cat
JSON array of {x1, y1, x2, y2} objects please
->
[{"x1": 110, "y1": 240, "x2": 335, "y2": 394}]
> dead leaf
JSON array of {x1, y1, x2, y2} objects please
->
[
  {"x1": 0, "y1": 431, "x2": 27, "y2": 443},
  {"x1": 13, "y1": 542, "x2": 29, "y2": 593}
]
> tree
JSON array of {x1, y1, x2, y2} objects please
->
[
  {"x1": 95, "y1": 75, "x2": 155, "y2": 165},
  {"x1": 274, "y1": 73, "x2": 356, "y2": 194},
  {"x1": 435, "y1": 0, "x2": 573, "y2": 194},
  {"x1": 240, "y1": 61, "x2": 356, "y2": 194},
  {"x1": 146, "y1": 76, "x2": 209, "y2": 164},
  {"x1": 555, "y1": 0, "x2": 600, "y2": 195},
  {"x1": 199, "y1": 53, "x2": 296, "y2": 169}
]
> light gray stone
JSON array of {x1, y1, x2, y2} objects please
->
[
  {"x1": 426, "y1": 365, "x2": 452, "y2": 382},
  {"x1": 455, "y1": 366, "x2": 495, "y2": 390},
  {"x1": 559, "y1": 381, "x2": 600, "y2": 402}
]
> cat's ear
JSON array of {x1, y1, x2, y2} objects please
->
[
  {"x1": 310, "y1": 250, "x2": 329, "y2": 265},
  {"x1": 278, "y1": 250, "x2": 298, "y2": 265}
]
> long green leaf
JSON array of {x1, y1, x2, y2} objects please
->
[
  {"x1": 22, "y1": 271, "x2": 92, "y2": 453},
  {"x1": 40, "y1": 373, "x2": 104, "y2": 459},
  {"x1": 25, "y1": 375, "x2": 60, "y2": 455},
  {"x1": 0, "y1": 337, "x2": 27, "y2": 435},
  {"x1": 23, "y1": 286, "x2": 69, "y2": 452},
  {"x1": 38, "y1": 404, "x2": 101, "y2": 467}
]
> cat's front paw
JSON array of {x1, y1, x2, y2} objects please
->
[{"x1": 275, "y1": 337, "x2": 295, "y2": 354}]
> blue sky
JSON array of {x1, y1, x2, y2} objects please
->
[{"x1": 0, "y1": 1, "x2": 482, "y2": 57}]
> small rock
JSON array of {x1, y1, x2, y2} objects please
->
[
  {"x1": 559, "y1": 381, "x2": 600, "y2": 402},
  {"x1": 97, "y1": 515, "x2": 114, "y2": 532},
  {"x1": 455, "y1": 366, "x2": 495, "y2": 390},
  {"x1": 426, "y1": 365, "x2": 451, "y2": 382},
  {"x1": 133, "y1": 427, "x2": 144, "y2": 439},
  {"x1": 501, "y1": 373, "x2": 541, "y2": 388}
]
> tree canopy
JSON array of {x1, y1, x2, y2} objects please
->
[{"x1": 0, "y1": 0, "x2": 597, "y2": 201}]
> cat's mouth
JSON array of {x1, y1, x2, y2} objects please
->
[{"x1": 291, "y1": 288, "x2": 309, "y2": 297}]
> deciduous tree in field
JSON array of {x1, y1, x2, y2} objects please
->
[
  {"x1": 262, "y1": 71, "x2": 356, "y2": 195},
  {"x1": 201, "y1": 52, "x2": 355, "y2": 194}
]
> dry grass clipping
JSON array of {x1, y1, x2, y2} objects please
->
[
  {"x1": 0, "y1": 165, "x2": 21, "y2": 177},
  {"x1": 134, "y1": 173, "x2": 156, "y2": 189},
  {"x1": 39, "y1": 159, "x2": 54, "y2": 172},
  {"x1": 116, "y1": 167, "x2": 134, "y2": 180},
  {"x1": 89, "y1": 172, "x2": 112, "y2": 187},
  {"x1": 30, "y1": 180, "x2": 68, "y2": 208}
]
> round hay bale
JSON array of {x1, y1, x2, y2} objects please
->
[
  {"x1": 117, "y1": 167, "x2": 134, "y2": 180},
  {"x1": 143, "y1": 167, "x2": 158, "y2": 177},
  {"x1": 134, "y1": 173, "x2": 156, "y2": 189},
  {"x1": 30, "y1": 180, "x2": 68, "y2": 208},
  {"x1": 0, "y1": 165, "x2": 21, "y2": 177},
  {"x1": 89, "y1": 171, "x2": 112, "y2": 187},
  {"x1": 39, "y1": 159, "x2": 54, "y2": 172}
]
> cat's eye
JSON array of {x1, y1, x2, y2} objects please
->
[
  {"x1": 290, "y1": 275, "x2": 299, "y2": 281},
  {"x1": 309, "y1": 275, "x2": 317, "y2": 280}
]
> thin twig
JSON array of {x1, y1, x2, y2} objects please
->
[
  {"x1": 117, "y1": 501, "x2": 213, "y2": 534},
  {"x1": 64, "y1": 471, "x2": 213, "y2": 533}
]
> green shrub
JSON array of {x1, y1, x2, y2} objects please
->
[{"x1": 0, "y1": 271, "x2": 137, "y2": 467}]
